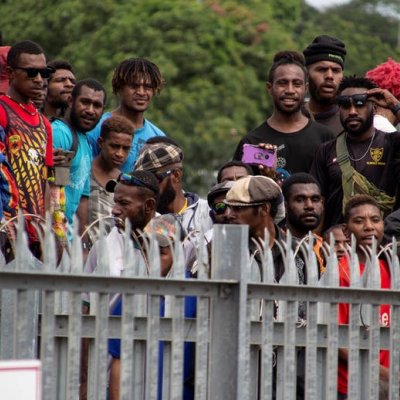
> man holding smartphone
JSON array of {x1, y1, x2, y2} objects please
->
[{"x1": 233, "y1": 50, "x2": 333, "y2": 179}]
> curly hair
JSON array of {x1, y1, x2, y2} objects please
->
[
  {"x1": 7, "y1": 40, "x2": 44, "y2": 68},
  {"x1": 338, "y1": 75, "x2": 378, "y2": 95},
  {"x1": 112, "y1": 58, "x2": 165, "y2": 95}
]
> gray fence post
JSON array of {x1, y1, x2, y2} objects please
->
[{"x1": 208, "y1": 224, "x2": 249, "y2": 400}]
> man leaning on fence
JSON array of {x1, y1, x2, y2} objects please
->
[{"x1": 84, "y1": 170, "x2": 159, "y2": 281}]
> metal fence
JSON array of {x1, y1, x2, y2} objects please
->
[{"x1": 0, "y1": 218, "x2": 399, "y2": 400}]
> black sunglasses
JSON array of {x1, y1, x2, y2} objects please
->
[
  {"x1": 15, "y1": 66, "x2": 55, "y2": 79},
  {"x1": 336, "y1": 94, "x2": 369, "y2": 109},
  {"x1": 211, "y1": 202, "x2": 228, "y2": 215}
]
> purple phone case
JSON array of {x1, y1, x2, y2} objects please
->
[{"x1": 242, "y1": 144, "x2": 276, "y2": 167}]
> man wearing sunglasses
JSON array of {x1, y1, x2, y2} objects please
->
[
  {"x1": 311, "y1": 75, "x2": 400, "y2": 230},
  {"x1": 0, "y1": 40, "x2": 53, "y2": 255}
]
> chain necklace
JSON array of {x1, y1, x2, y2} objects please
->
[
  {"x1": 345, "y1": 131, "x2": 376, "y2": 162},
  {"x1": 5, "y1": 95, "x2": 38, "y2": 116}
]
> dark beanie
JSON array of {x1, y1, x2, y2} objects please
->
[{"x1": 303, "y1": 35, "x2": 346, "y2": 69}]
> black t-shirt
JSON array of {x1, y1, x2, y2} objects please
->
[
  {"x1": 313, "y1": 105, "x2": 343, "y2": 137},
  {"x1": 233, "y1": 120, "x2": 334, "y2": 176},
  {"x1": 310, "y1": 129, "x2": 400, "y2": 229}
]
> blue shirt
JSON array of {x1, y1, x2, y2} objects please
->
[
  {"x1": 87, "y1": 112, "x2": 166, "y2": 172},
  {"x1": 52, "y1": 119, "x2": 92, "y2": 225}
]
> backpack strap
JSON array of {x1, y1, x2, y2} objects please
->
[{"x1": 335, "y1": 133, "x2": 354, "y2": 180}]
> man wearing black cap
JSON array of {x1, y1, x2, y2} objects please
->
[
  {"x1": 303, "y1": 35, "x2": 347, "y2": 136},
  {"x1": 85, "y1": 170, "x2": 159, "y2": 277}
]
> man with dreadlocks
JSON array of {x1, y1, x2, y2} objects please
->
[{"x1": 88, "y1": 58, "x2": 166, "y2": 172}]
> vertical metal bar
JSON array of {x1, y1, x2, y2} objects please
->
[
  {"x1": 40, "y1": 290, "x2": 57, "y2": 400},
  {"x1": 170, "y1": 295, "x2": 184, "y2": 400},
  {"x1": 209, "y1": 225, "x2": 248, "y2": 400},
  {"x1": 260, "y1": 298, "x2": 274, "y2": 400},
  {"x1": 367, "y1": 306, "x2": 380, "y2": 399},
  {"x1": 90, "y1": 292, "x2": 110, "y2": 399},
  {"x1": 194, "y1": 244, "x2": 209, "y2": 400},
  {"x1": 145, "y1": 294, "x2": 160, "y2": 400},
  {"x1": 348, "y1": 303, "x2": 361, "y2": 400},
  {"x1": 325, "y1": 303, "x2": 338, "y2": 400},
  {"x1": 120, "y1": 293, "x2": 135, "y2": 400},
  {"x1": 65, "y1": 292, "x2": 82, "y2": 400},
  {"x1": 305, "y1": 301, "x2": 318, "y2": 399}
]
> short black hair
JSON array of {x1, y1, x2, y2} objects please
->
[
  {"x1": 217, "y1": 161, "x2": 253, "y2": 183},
  {"x1": 112, "y1": 58, "x2": 165, "y2": 95},
  {"x1": 100, "y1": 115, "x2": 134, "y2": 140},
  {"x1": 71, "y1": 78, "x2": 107, "y2": 105},
  {"x1": 47, "y1": 59, "x2": 74, "y2": 77},
  {"x1": 268, "y1": 51, "x2": 308, "y2": 83},
  {"x1": 337, "y1": 75, "x2": 378, "y2": 95},
  {"x1": 343, "y1": 194, "x2": 381, "y2": 223},
  {"x1": 281, "y1": 172, "x2": 321, "y2": 200},
  {"x1": 7, "y1": 40, "x2": 44, "y2": 68},
  {"x1": 323, "y1": 224, "x2": 345, "y2": 242}
]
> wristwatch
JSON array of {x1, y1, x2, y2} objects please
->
[{"x1": 391, "y1": 102, "x2": 400, "y2": 115}]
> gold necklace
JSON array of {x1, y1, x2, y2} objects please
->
[{"x1": 5, "y1": 95, "x2": 38, "y2": 116}]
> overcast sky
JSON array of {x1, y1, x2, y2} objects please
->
[{"x1": 305, "y1": 0, "x2": 351, "y2": 9}]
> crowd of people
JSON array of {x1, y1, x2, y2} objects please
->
[{"x1": 0, "y1": 34, "x2": 400, "y2": 399}]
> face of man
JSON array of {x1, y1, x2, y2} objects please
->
[
  {"x1": 112, "y1": 184, "x2": 149, "y2": 231},
  {"x1": 219, "y1": 166, "x2": 249, "y2": 183},
  {"x1": 9, "y1": 52, "x2": 47, "y2": 102},
  {"x1": 327, "y1": 226, "x2": 349, "y2": 260},
  {"x1": 98, "y1": 131, "x2": 132, "y2": 169},
  {"x1": 339, "y1": 87, "x2": 375, "y2": 137},
  {"x1": 70, "y1": 85, "x2": 105, "y2": 132},
  {"x1": 308, "y1": 60, "x2": 343, "y2": 105},
  {"x1": 286, "y1": 183, "x2": 323, "y2": 236},
  {"x1": 268, "y1": 64, "x2": 307, "y2": 116},
  {"x1": 119, "y1": 75, "x2": 154, "y2": 113},
  {"x1": 47, "y1": 68, "x2": 76, "y2": 108},
  {"x1": 227, "y1": 204, "x2": 266, "y2": 239},
  {"x1": 210, "y1": 193, "x2": 229, "y2": 224},
  {"x1": 344, "y1": 204, "x2": 384, "y2": 250}
]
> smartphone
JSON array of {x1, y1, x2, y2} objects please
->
[{"x1": 242, "y1": 144, "x2": 277, "y2": 167}]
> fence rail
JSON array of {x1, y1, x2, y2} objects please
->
[{"x1": 0, "y1": 221, "x2": 399, "y2": 399}]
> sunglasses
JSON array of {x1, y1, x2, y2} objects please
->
[
  {"x1": 14, "y1": 66, "x2": 55, "y2": 79},
  {"x1": 336, "y1": 94, "x2": 369, "y2": 109},
  {"x1": 211, "y1": 202, "x2": 228, "y2": 215},
  {"x1": 118, "y1": 173, "x2": 155, "y2": 191},
  {"x1": 154, "y1": 169, "x2": 174, "y2": 183}
]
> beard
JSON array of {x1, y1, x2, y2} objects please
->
[
  {"x1": 157, "y1": 178, "x2": 176, "y2": 214},
  {"x1": 341, "y1": 110, "x2": 374, "y2": 137},
  {"x1": 308, "y1": 78, "x2": 336, "y2": 106},
  {"x1": 287, "y1": 211, "x2": 321, "y2": 236}
]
